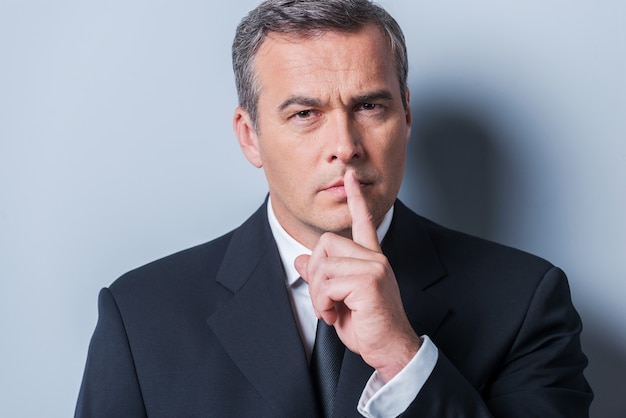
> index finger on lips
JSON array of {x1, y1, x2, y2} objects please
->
[{"x1": 344, "y1": 169, "x2": 381, "y2": 252}]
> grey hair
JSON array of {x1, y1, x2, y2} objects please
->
[{"x1": 232, "y1": 0, "x2": 409, "y2": 129}]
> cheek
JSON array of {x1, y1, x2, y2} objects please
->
[
  {"x1": 262, "y1": 151, "x2": 311, "y2": 199},
  {"x1": 375, "y1": 129, "x2": 407, "y2": 164},
  {"x1": 377, "y1": 130, "x2": 408, "y2": 182}
]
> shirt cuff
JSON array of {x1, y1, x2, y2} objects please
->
[{"x1": 357, "y1": 335, "x2": 438, "y2": 418}]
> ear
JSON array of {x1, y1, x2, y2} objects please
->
[
  {"x1": 233, "y1": 107, "x2": 263, "y2": 168},
  {"x1": 404, "y1": 88, "x2": 412, "y2": 141}
]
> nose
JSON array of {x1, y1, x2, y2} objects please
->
[{"x1": 326, "y1": 112, "x2": 363, "y2": 164}]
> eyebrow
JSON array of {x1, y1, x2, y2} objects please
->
[
  {"x1": 350, "y1": 90, "x2": 394, "y2": 106},
  {"x1": 277, "y1": 89, "x2": 395, "y2": 113},
  {"x1": 278, "y1": 96, "x2": 322, "y2": 112}
]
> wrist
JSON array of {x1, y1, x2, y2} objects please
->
[{"x1": 372, "y1": 334, "x2": 422, "y2": 382}]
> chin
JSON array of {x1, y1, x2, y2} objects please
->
[
  {"x1": 313, "y1": 212, "x2": 353, "y2": 235},
  {"x1": 326, "y1": 223, "x2": 353, "y2": 238}
]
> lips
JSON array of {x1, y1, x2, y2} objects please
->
[
  {"x1": 325, "y1": 179, "x2": 346, "y2": 190},
  {"x1": 321, "y1": 177, "x2": 372, "y2": 195}
]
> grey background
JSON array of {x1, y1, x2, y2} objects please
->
[{"x1": 1, "y1": 1, "x2": 624, "y2": 417}]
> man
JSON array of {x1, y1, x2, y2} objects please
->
[{"x1": 75, "y1": 1, "x2": 592, "y2": 417}]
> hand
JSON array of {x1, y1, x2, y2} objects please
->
[{"x1": 294, "y1": 170, "x2": 422, "y2": 382}]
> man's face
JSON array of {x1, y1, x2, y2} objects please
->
[{"x1": 234, "y1": 25, "x2": 411, "y2": 248}]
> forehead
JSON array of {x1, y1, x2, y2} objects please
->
[{"x1": 252, "y1": 25, "x2": 399, "y2": 100}]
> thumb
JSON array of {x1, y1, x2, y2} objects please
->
[{"x1": 294, "y1": 254, "x2": 311, "y2": 281}]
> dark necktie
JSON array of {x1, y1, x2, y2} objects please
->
[{"x1": 310, "y1": 320, "x2": 344, "y2": 417}]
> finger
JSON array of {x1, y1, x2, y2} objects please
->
[
  {"x1": 311, "y1": 272, "x2": 381, "y2": 327},
  {"x1": 308, "y1": 254, "x2": 387, "y2": 281},
  {"x1": 344, "y1": 169, "x2": 381, "y2": 252},
  {"x1": 304, "y1": 254, "x2": 387, "y2": 321}
]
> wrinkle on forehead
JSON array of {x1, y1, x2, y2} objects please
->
[{"x1": 254, "y1": 25, "x2": 398, "y2": 109}]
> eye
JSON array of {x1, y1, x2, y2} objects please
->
[
  {"x1": 295, "y1": 109, "x2": 314, "y2": 119},
  {"x1": 356, "y1": 103, "x2": 382, "y2": 112}
]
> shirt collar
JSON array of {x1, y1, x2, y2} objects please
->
[{"x1": 267, "y1": 197, "x2": 394, "y2": 288}]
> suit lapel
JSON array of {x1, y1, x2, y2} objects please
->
[
  {"x1": 332, "y1": 350, "x2": 374, "y2": 417},
  {"x1": 383, "y1": 200, "x2": 450, "y2": 337},
  {"x1": 207, "y1": 203, "x2": 320, "y2": 417}
]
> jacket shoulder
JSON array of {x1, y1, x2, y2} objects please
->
[
  {"x1": 110, "y1": 229, "x2": 234, "y2": 295},
  {"x1": 108, "y1": 202, "x2": 269, "y2": 304},
  {"x1": 420, "y1": 214, "x2": 554, "y2": 275}
]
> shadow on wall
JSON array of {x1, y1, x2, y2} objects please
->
[
  {"x1": 400, "y1": 101, "x2": 505, "y2": 241},
  {"x1": 399, "y1": 95, "x2": 626, "y2": 418}
]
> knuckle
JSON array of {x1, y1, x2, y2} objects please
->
[
  {"x1": 370, "y1": 259, "x2": 388, "y2": 278},
  {"x1": 360, "y1": 270, "x2": 380, "y2": 288}
]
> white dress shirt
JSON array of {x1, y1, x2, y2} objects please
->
[{"x1": 267, "y1": 198, "x2": 438, "y2": 417}]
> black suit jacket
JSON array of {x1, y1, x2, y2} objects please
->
[{"x1": 75, "y1": 200, "x2": 592, "y2": 417}]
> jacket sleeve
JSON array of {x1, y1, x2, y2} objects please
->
[
  {"x1": 75, "y1": 288, "x2": 147, "y2": 418},
  {"x1": 400, "y1": 267, "x2": 593, "y2": 417}
]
